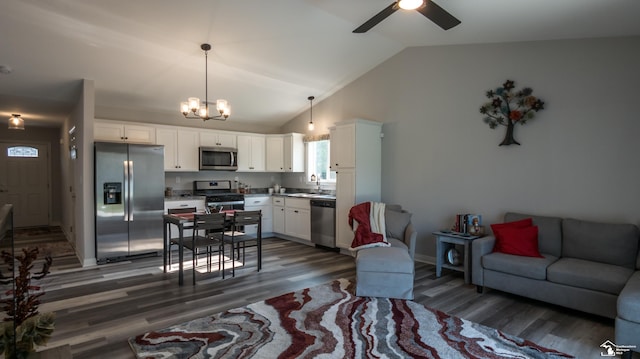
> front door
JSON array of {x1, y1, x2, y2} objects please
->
[{"x1": 0, "y1": 142, "x2": 50, "y2": 227}]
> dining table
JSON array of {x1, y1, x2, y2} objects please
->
[{"x1": 162, "y1": 210, "x2": 258, "y2": 286}]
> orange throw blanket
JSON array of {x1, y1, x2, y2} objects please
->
[{"x1": 349, "y1": 202, "x2": 389, "y2": 250}]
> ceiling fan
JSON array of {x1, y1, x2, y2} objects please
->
[{"x1": 353, "y1": 0, "x2": 461, "y2": 33}]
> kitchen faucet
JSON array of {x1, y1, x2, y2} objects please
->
[{"x1": 310, "y1": 174, "x2": 320, "y2": 193}]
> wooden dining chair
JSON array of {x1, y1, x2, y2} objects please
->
[
  {"x1": 166, "y1": 207, "x2": 196, "y2": 266},
  {"x1": 183, "y1": 212, "x2": 226, "y2": 285},
  {"x1": 222, "y1": 210, "x2": 262, "y2": 278}
]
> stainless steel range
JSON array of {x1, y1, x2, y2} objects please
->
[{"x1": 193, "y1": 180, "x2": 244, "y2": 211}]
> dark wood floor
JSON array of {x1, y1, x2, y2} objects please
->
[{"x1": 7, "y1": 230, "x2": 635, "y2": 359}]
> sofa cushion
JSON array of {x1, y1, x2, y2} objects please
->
[
  {"x1": 505, "y1": 212, "x2": 562, "y2": 257},
  {"x1": 482, "y1": 252, "x2": 558, "y2": 280},
  {"x1": 562, "y1": 218, "x2": 639, "y2": 269},
  {"x1": 493, "y1": 225, "x2": 543, "y2": 258},
  {"x1": 356, "y1": 246, "x2": 413, "y2": 274},
  {"x1": 385, "y1": 208, "x2": 412, "y2": 241},
  {"x1": 547, "y1": 258, "x2": 634, "y2": 295},
  {"x1": 618, "y1": 271, "x2": 640, "y2": 322},
  {"x1": 388, "y1": 237, "x2": 408, "y2": 251}
]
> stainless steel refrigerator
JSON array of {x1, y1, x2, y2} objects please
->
[{"x1": 95, "y1": 142, "x2": 164, "y2": 263}]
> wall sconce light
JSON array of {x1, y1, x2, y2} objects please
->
[
  {"x1": 8, "y1": 114, "x2": 24, "y2": 130},
  {"x1": 307, "y1": 96, "x2": 315, "y2": 131}
]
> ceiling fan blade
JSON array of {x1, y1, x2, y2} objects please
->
[
  {"x1": 353, "y1": 2, "x2": 399, "y2": 33},
  {"x1": 416, "y1": 1, "x2": 461, "y2": 30}
]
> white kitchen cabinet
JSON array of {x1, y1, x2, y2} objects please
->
[
  {"x1": 272, "y1": 197, "x2": 285, "y2": 234},
  {"x1": 335, "y1": 168, "x2": 356, "y2": 249},
  {"x1": 244, "y1": 195, "x2": 273, "y2": 235},
  {"x1": 266, "y1": 133, "x2": 304, "y2": 172},
  {"x1": 164, "y1": 198, "x2": 206, "y2": 213},
  {"x1": 156, "y1": 127, "x2": 199, "y2": 171},
  {"x1": 200, "y1": 131, "x2": 236, "y2": 148},
  {"x1": 237, "y1": 135, "x2": 265, "y2": 172},
  {"x1": 329, "y1": 122, "x2": 355, "y2": 169},
  {"x1": 284, "y1": 197, "x2": 310, "y2": 241},
  {"x1": 164, "y1": 197, "x2": 206, "y2": 238},
  {"x1": 94, "y1": 120, "x2": 156, "y2": 144},
  {"x1": 284, "y1": 133, "x2": 304, "y2": 172},
  {"x1": 332, "y1": 119, "x2": 382, "y2": 250},
  {"x1": 265, "y1": 136, "x2": 285, "y2": 172}
]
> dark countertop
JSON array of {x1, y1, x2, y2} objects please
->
[{"x1": 164, "y1": 196, "x2": 206, "y2": 201}]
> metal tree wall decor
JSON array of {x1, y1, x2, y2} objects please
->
[{"x1": 480, "y1": 80, "x2": 545, "y2": 146}]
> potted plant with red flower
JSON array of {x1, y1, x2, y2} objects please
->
[
  {"x1": 480, "y1": 80, "x2": 545, "y2": 146},
  {"x1": 0, "y1": 248, "x2": 55, "y2": 359}
]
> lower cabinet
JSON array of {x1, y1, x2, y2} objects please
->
[
  {"x1": 283, "y1": 198, "x2": 310, "y2": 241},
  {"x1": 244, "y1": 196, "x2": 273, "y2": 235},
  {"x1": 272, "y1": 197, "x2": 310, "y2": 241},
  {"x1": 272, "y1": 198, "x2": 286, "y2": 234},
  {"x1": 164, "y1": 198, "x2": 206, "y2": 238}
]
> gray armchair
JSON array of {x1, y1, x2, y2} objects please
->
[{"x1": 355, "y1": 205, "x2": 417, "y2": 300}]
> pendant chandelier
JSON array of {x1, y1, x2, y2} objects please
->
[
  {"x1": 180, "y1": 43, "x2": 230, "y2": 121},
  {"x1": 8, "y1": 114, "x2": 24, "y2": 130}
]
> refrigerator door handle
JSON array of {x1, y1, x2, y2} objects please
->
[
  {"x1": 123, "y1": 160, "x2": 130, "y2": 222},
  {"x1": 128, "y1": 160, "x2": 134, "y2": 221}
]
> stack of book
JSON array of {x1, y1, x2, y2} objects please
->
[{"x1": 454, "y1": 214, "x2": 482, "y2": 234}]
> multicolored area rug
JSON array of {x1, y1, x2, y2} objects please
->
[{"x1": 129, "y1": 278, "x2": 573, "y2": 359}]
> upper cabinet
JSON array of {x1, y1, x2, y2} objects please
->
[
  {"x1": 329, "y1": 123, "x2": 355, "y2": 169},
  {"x1": 284, "y1": 133, "x2": 304, "y2": 172},
  {"x1": 156, "y1": 127, "x2": 199, "y2": 172},
  {"x1": 266, "y1": 133, "x2": 304, "y2": 172},
  {"x1": 265, "y1": 136, "x2": 285, "y2": 172},
  {"x1": 236, "y1": 135, "x2": 265, "y2": 172},
  {"x1": 94, "y1": 120, "x2": 156, "y2": 144},
  {"x1": 199, "y1": 131, "x2": 236, "y2": 148}
]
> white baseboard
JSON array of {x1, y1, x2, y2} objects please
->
[{"x1": 415, "y1": 254, "x2": 435, "y2": 265}]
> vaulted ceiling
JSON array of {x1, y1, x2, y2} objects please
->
[{"x1": 1, "y1": 0, "x2": 639, "y2": 129}]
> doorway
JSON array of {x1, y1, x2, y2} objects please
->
[{"x1": 0, "y1": 142, "x2": 51, "y2": 227}]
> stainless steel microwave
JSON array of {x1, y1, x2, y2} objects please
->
[{"x1": 199, "y1": 147, "x2": 238, "y2": 170}]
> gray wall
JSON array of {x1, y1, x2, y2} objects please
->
[{"x1": 281, "y1": 36, "x2": 640, "y2": 260}]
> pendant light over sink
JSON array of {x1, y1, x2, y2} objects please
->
[
  {"x1": 307, "y1": 96, "x2": 315, "y2": 131},
  {"x1": 180, "y1": 43, "x2": 231, "y2": 121}
]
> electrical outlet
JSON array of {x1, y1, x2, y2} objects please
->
[{"x1": 176, "y1": 176, "x2": 181, "y2": 184}]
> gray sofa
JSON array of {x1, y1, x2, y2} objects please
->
[
  {"x1": 472, "y1": 212, "x2": 640, "y2": 356},
  {"x1": 355, "y1": 205, "x2": 417, "y2": 300}
]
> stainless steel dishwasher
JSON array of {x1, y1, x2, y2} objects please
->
[{"x1": 310, "y1": 198, "x2": 336, "y2": 248}]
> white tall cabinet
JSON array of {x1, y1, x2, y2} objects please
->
[{"x1": 331, "y1": 119, "x2": 382, "y2": 250}]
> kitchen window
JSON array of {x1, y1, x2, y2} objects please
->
[{"x1": 306, "y1": 138, "x2": 335, "y2": 183}]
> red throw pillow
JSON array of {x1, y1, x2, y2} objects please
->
[
  {"x1": 493, "y1": 225, "x2": 543, "y2": 258},
  {"x1": 491, "y1": 218, "x2": 532, "y2": 253}
]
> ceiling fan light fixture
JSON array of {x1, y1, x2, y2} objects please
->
[
  {"x1": 8, "y1": 114, "x2": 25, "y2": 130},
  {"x1": 398, "y1": 0, "x2": 424, "y2": 10}
]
